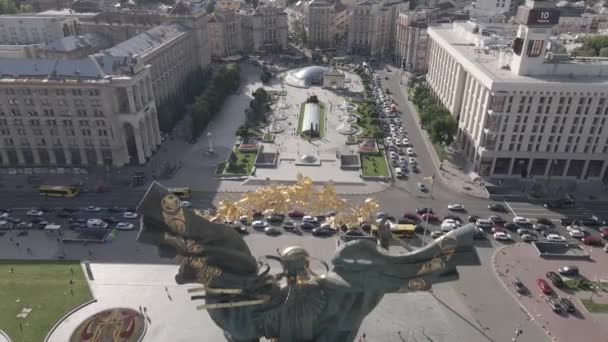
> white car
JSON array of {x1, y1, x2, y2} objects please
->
[
  {"x1": 399, "y1": 156, "x2": 407, "y2": 163},
  {"x1": 0, "y1": 212, "x2": 8, "y2": 219},
  {"x1": 408, "y1": 157, "x2": 417, "y2": 164},
  {"x1": 302, "y1": 215, "x2": 318, "y2": 223},
  {"x1": 402, "y1": 138, "x2": 409, "y2": 146},
  {"x1": 84, "y1": 206, "x2": 102, "y2": 212},
  {"x1": 568, "y1": 230, "x2": 585, "y2": 238},
  {"x1": 399, "y1": 127, "x2": 406, "y2": 133},
  {"x1": 512, "y1": 216, "x2": 530, "y2": 224},
  {"x1": 395, "y1": 167, "x2": 404, "y2": 178},
  {"x1": 494, "y1": 232, "x2": 512, "y2": 241},
  {"x1": 252, "y1": 220, "x2": 268, "y2": 230},
  {"x1": 448, "y1": 204, "x2": 465, "y2": 211},
  {"x1": 546, "y1": 234, "x2": 566, "y2": 242},
  {"x1": 123, "y1": 212, "x2": 138, "y2": 219},
  {"x1": 116, "y1": 222, "x2": 135, "y2": 230},
  {"x1": 86, "y1": 218, "x2": 108, "y2": 229},
  {"x1": 389, "y1": 152, "x2": 398, "y2": 160},
  {"x1": 441, "y1": 220, "x2": 458, "y2": 232},
  {"x1": 386, "y1": 137, "x2": 393, "y2": 144},
  {"x1": 395, "y1": 140, "x2": 402, "y2": 147},
  {"x1": 180, "y1": 201, "x2": 192, "y2": 208},
  {"x1": 566, "y1": 225, "x2": 586, "y2": 233},
  {"x1": 407, "y1": 147, "x2": 415, "y2": 156},
  {"x1": 26, "y1": 209, "x2": 44, "y2": 217}
]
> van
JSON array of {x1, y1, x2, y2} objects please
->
[
  {"x1": 86, "y1": 219, "x2": 108, "y2": 229},
  {"x1": 476, "y1": 219, "x2": 493, "y2": 229}
]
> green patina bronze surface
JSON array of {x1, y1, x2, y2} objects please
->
[{"x1": 136, "y1": 182, "x2": 479, "y2": 342}]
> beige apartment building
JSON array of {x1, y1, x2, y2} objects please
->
[
  {"x1": 394, "y1": 10, "x2": 429, "y2": 72},
  {"x1": 0, "y1": 56, "x2": 160, "y2": 167},
  {"x1": 249, "y1": 5, "x2": 288, "y2": 52},
  {"x1": 208, "y1": 10, "x2": 245, "y2": 58},
  {"x1": 426, "y1": 0, "x2": 608, "y2": 182},
  {"x1": 347, "y1": 0, "x2": 408, "y2": 57},
  {"x1": 307, "y1": 0, "x2": 335, "y2": 50},
  {"x1": 0, "y1": 14, "x2": 78, "y2": 45},
  {"x1": 100, "y1": 24, "x2": 198, "y2": 105}
]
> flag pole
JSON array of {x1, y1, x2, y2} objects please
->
[{"x1": 422, "y1": 173, "x2": 435, "y2": 246}]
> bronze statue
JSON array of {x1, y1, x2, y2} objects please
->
[{"x1": 137, "y1": 183, "x2": 479, "y2": 342}]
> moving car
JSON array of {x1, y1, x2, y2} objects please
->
[
  {"x1": 420, "y1": 213, "x2": 439, "y2": 222},
  {"x1": 448, "y1": 204, "x2": 465, "y2": 211},
  {"x1": 264, "y1": 226, "x2": 282, "y2": 236},
  {"x1": 26, "y1": 209, "x2": 44, "y2": 217},
  {"x1": 468, "y1": 215, "x2": 479, "y2": 223},
  {"x1": 441, "y1": 220, "x2": 458, "y2": 232},
  {"x1": 123, "y1": 212, "x2": 138, "y2": 219},
  {"x1": 417, "y1": 183, "x2": 427, "y2": 192},
  {"x1": 512, "y1": 277, "x2": 527, "y2": 294},
  {"x1": 476, "y1": 219, "x2": 493, "y2": 229},
  {"x1": 84, "y1": 206, "x2": 102, "y2": 212},
  {"x1": 312, "y1": 226, "x2": 336, "y2": 237},
  {"x1": 252, "y1": 220, "x2": 268, "y2": 231},
  {"x1": 416, "y1": 208, "x2": 434, "y2": 215},
  {"x1": 180, "y1": 201, "x2": 192, "y2": 208},
  {"x1": 493, "y1": 232, "x2": 512, "y2": 241},
  {"x1": 536, "y1": 278, "x2": 553, "y2": 294},
  {"x1": 546, "y1": 271, "x2": 564, "y2": 287},
  {"x1": 116, "y1": 222, "x2": 135, "y2": 231},
  {"x1": 558, "y1": 265, "x2": 579, "y2": 277},
  {"x1": 535, "y1": 217, "x2": 553, "y2": 226},
  {"x1": 517, "y1": 228, "x2": 535, "y2": 236},
  {"x1": 568, "y1": 230, "x2": 585, "y2": 238},
  {"x1": 488, "y1": 203, "x2": 507, "y2": 212},
  {"x1": 86, "y1": 219, "x2": 108, "y2": 229}
]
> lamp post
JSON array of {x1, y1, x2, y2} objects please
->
[
  {"x1": 207, "y1": 132, "x2": 215, "y2": 155},
  {"x1": 422, "y1": 174, "x2": 435, "y2": 246}
]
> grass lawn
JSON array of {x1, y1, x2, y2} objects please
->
[
  {"x1": 262, "y1": 133, "x2": 274, "y2": 142},
  {"x1": 0, "y1": 262, "x2": 93, "y2": 342},
  {"x1": 346, "y1": 135, "x2": 358, "y2": 145},
  {"x1": 580, "y1": 298, "x2": 608, "y2": 313},
  {"x1": 361, "y1": 153, "x2": 390, "y2": 177},
  {"x1": 223, "y1": 149, "x2": 256, "y2": 175}
]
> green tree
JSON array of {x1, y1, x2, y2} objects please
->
[
  {"x1": 206, "y1": 0, "x2": 216, "y2": 13},
  {"x1": 229, "y1": 151, "x2": 238, "y2": 165},
  {"x1": 600, "y1": 47, "x2": 608, "y2": 57},
  {"x1": 430, "y1": 115, "x2": 457, "y2": 146}
]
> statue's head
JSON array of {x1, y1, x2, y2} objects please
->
[{"x1": 279, "y1": 245, "x2": 310, "y2": 278}]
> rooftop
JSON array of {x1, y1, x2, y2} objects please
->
[
  {"x1": 0, "y1": 57, "x2": 105, "y2": 79},
  {"x1": 44, "y1": 33, "x2": 111, "y2": 52},
  {"x1": 428, "y1": 22, "x2": 608, "y2": 87},
  {"x1": 102, "y1": 23, "x2": 188, "y2": 58}
]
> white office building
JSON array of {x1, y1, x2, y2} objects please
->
[{"x1": 426, "y1": 0, "x2": 608, "y2": 182}]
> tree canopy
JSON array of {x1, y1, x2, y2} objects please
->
[
  {"x1": 573, "y1": 35, "x2": 608, "y2": 57},
  {"x1": 411, "y1": 84, "x2": 457, "y2": 148},
  {"x1": 0, "y1": 0, "x2": 32, "y2": 14}
]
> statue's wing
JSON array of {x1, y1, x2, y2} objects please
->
[
  {"x1": 326, "y1": 224, "x2": 480, "y2": 293},
  {"x1": 136, "y1": 182, "x2": 262, "y2": 289}
]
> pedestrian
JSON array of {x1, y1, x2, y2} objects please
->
[
  {"x1": 70, "y1": 288, "x2": 74, "y2": 296},
  {"x1": 88, "y1": 248, "x2": 92, "y2": 256},
  {"x1": 15, "y1": 242, "x2": 19, "y2": 247},
  {"x1": 26, "y1": 248, "x2": 31, "y2": 255},
  {"x1": 9, "y1": 266, "x2": 14, "y2": 273},
  {"x1": 70, "y1": 266, "x2": 74, "y2": 275}
]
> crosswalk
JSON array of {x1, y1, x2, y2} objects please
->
[{"x1": 504, "y1": 201, "x2": 608, "y2": 222}]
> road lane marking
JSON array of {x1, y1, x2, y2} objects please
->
[{"x1": 504, "y1": 201, "x2": 516, "y2": 216}]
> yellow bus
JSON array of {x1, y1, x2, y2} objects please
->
[
  {"x1": 168, "y1": 187, "x2": 192, "y2": 200},
  {"x1": 38, "y1": 185, "x2": 79, "y2": 198}
]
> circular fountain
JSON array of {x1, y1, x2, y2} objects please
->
[
  {"x1": 337, "y1": 120, "x2": 357, "y2": 135},
  {"x1": 267, "y1": 118, "x2": 285, "y2": 133}
]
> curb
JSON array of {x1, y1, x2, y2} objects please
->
[
  {"x1": 0, "y1": 330, "x2": 11, "y2": 342},
  {"x1": 43, "y1": 299, "x2": 98, "y2": 342},
  {"x1": 491, "y1": 244, "x2": 558, "y2": 342}
]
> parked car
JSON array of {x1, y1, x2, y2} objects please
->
[
  {"x1": 560, "y1": 297, "x2": 576, "y2": 313},
  {"x1": 517, "y1": 228, "x2": 535, "y2": 236},
  {"x1": 416, "y1": 208, "x2": 434, "y2": 215},
  {"x1": 180, "y1": 201, "x2": 192, "y2": 208},
  {"x1": 86, "y1": 219, "x2": 108, "y2": 229},
  {"x1": 536, "y1": 278, "x2": 553, "y2": 294},
  {"x1": 301, "y1": 221, "x2": 318, "y2": 231},
  {"x1": 513, "y1": 216, "x2": 530, "y2": 225},
  {"x1": 582, "y1": 236, "x2": 605, "y2": 246},
  {"x1": 535, "y1": 217, "x2": 554, "y2": 226},
  {"x1": 521, "y1": 234, "x2": 538, "y2": 243},
  {"x1": 558, "y1": 266, "x2": 579, "y2": 277},
  {"x1": 420, "y1": 213, "x2": 439, "y2": 222},
  {"x1": 252, "y1": 220, "x2": 268, "y2": 231},
  {"x1": 493, "y1": 232, "x2": 512, "y2": 241},
  {"x1": 107, "y1": 207, "x2": 123, "y2": 213},
  {"x1": 569, "y1": 229, "x2": 585, "y2": 238},
  {"x1": 116, "y1": 222, "x2": 135, "y2": 231},
  {"x1": 560, "y1": 217, "x2": 575, "y2": 226},
  {"x1": 546, "y1": 271, "x2": 564, "y2": 287},
  {"x1": 239, "y1": 216, "x2": 251, "y2": 225},
  {"x1": 26, "y1": 209, "x2": 44, "y2": 217},
  {"x1": 403, "y1": 212, "x2": 420, "y2": 221},
  {"x1": 417, "y1": 182, "x2": 427, "y2": 192},
  {"x1": 267, "y1": 214, "x2": 285, "y2": 224},
  {"x1": 123, "y1": 212, "x2": 138, "y2": 219},
  {"x1": 302, "y1": 215, "x2": 318, "y2": 223},
  {"x1": 512, "y1": 277, "x2": 527, "y2": 294},
  {"x1": 489, "y1": 215, "x2": 506, "y2": 225},
  {"x1": 288, "y1": 210, "x2": 305, "y2": 219},
  {"x1": 468, "y1": 215, "x2": 479, "y2": 223},
  {"x1": 547, "y1": 298, "x2": 563, "y2": 312},
  {"x1": 544, "y1": 201, "x2": 563, "y2": 209},
  {"x1": 84, "y1": 206, "x2": 102, "y2": 212},
  {"x1": 546, "y1": 234, "x2": 566, "y2": 242},
  {"x1": 252, "y1": 212, "x2": 265, "y2": 220},
  {"x1": 232, "y1": 224, "x2": 248, "y2": 235}
]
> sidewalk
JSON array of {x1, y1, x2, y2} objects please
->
[{"x1": 396, "y1": 73, "x2": 489, "y2": 199}]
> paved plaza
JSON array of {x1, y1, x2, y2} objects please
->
[{"x1": 494, "y1": 243, "x2": 608, "y2": 342}]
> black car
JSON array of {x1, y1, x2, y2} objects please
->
[
  {"x1": 544, "y1": 201, "x2": 563, "y2": 209},
  {"x1": 579, "y1": 218, "x2": 601, "y2": 226},
  {"x1": 312, "y1": 226, "x2": 336, "y2": 237},
  {"x1": 443, "y1": 214, "x2": 463, "y2": 223},
  {"x1": 7, "y1": 217, "x2": 21, "y2": 224},
  {"x1": 558, "y1": 266, "x2": 579, "y2": 277},
  {"x1": 267, "y1": 215, "x2": 284, "y2": 224},
  {"x1": 504, "y1": 223, "x2": 520, "y2": 231},
  {"x1": 416, "y1": 208, "x2": 434, "y2": 215},
  {"x1": 516, "y1": 228, "x2": 536, "y2": 236},
  {"x1": 30, "y1": 218, "x2": 43, "y2": 224},
  {"x1": 345, "y1": 229, "x2": 365, "y2": 236},
  {"x1": 560, "y1": 217, "x2": 575, "y2": 226},
  {"x1": 360, "y1": 222, "x2": 372, "y2": 233},
  {"x1": 56, "y1": 212, "x2": 73, "y2": 219},
  {"x1": 488, "y1": 203, "x2": 507, "y2": 212},
  {"x1": 102, "y1": 217, "x2": 119, "y2": 225},
  {"x1": 489, "y1": 215, "x2": 506, "y2": 224},
  {"x1": 535, "y1": 217, "x2": 553, "y2": 226},
  {"x1": 473, "y1": 228, "x2": 486, "y2": 240},
  {"x1": 468, "y1": 215, "x2": 480, "y2": 223},
  {"x1": 252, "y1": 212, "x2": 265, "y2": 220},
  {"x1": 560, "y1": 298, "x2": 576, "y2": 313},
  {"x1": 301, "y1": 221, "x2": 317, "y2": 231},
  {"x1": 512, "y1": 277, "x2": 527, "y2": 294},
  {"x1": 69, "y1": 217, "x2": 87, "y2": 224},
  {"x1": 315, "y1": 215, "x2": 327, "y2": 223},
  {"x1": 546, "y1": 271, "x2": 564, "y2": 287}
]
